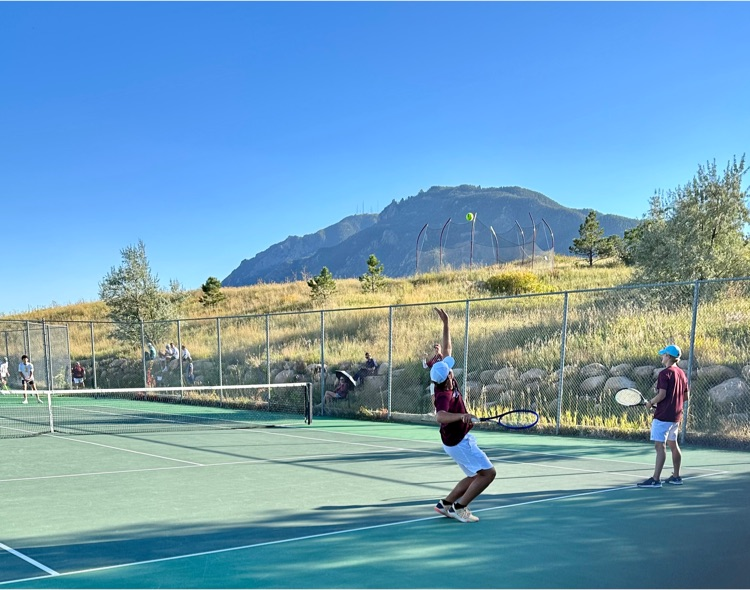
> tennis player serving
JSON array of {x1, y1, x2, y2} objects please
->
[{"x1": 430, "y1": 308, "x2": 496, "y2": 523}]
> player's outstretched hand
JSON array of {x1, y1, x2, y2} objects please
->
[{"x1": 434, "y1": 307, "x2": 449, "y2": 323}]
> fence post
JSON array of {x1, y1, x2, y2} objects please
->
[
  {"x1": 463, "y1": 301, "x2": 470, "y2": 403},
  {"x1": 387, "y1": 306, "x2": 393, "y2": 417},
  {"x1": 177, "y1": 320, "x2": 183, "y2": 388},
  {"x1": 140, "y1": 320, "x2": 147, "y2": 388},
  {"x1": 265, "y1": 314, "x2": 271, "y2": 384},
  {"x1": 319, "y1": 311, "x2": 326, "y2": 406},
  {"x1": 217, "y1": 317, "x2": 223, "y2": 388},
  {"x1": 682, "y1": 280, "x2": 700, "y2": 444},
  {"x1": 556, "y1": 292, "x2": 569, "y2": 435},
  {"x1": 90, "y1": 322, "x2": 98, "y2": 390}
]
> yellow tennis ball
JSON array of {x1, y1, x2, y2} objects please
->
[{"x1": 466, "y1": 212, "x2": 474, "y2": 221}]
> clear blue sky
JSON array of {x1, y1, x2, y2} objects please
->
[{"x1": 1, "y1": 2, "x2": 748, "y2": 315}]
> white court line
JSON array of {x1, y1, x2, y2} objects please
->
[
  {"x1": 2, "y1": 428, "x2": 724, "y2": 484},
  {"x1": 0, "y1": 470, "x2": 728, "y2": 587},
  {"x1": 0, "y1": 542, "x2": 58, "y2": 576}
]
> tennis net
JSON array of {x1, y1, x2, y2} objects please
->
[{"x1": 0, "y1": 383, "x2": 313, "y2": 438}]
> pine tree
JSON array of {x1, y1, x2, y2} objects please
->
[
  {"x1": 569, "y1": 211, "x2": 605, "y2": 266},
  {"x1": 199, "y1": 277, "x2": 226, "y2": 307},
  {"x1": 307, "y1": 267, "x2": 337, "y2": 304},
  {"x1": 358, "y1": 254, "x2": 386, "y2": 293}
]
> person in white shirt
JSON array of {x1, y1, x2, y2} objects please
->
[
  {"x1": 181, "y1": 345, "x2": 191, "y2": 362},
  {"x1": 18, "y1": 355, "x2": 42, "y2": 404},
  {"x1": 0, "y1": 356, "x2": 10, "y2": 391}
]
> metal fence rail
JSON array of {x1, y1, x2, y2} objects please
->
[{"x1": 4, "y1": 277, "x2": 750, "y2": 449}]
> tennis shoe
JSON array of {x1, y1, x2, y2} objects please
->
[
  {"x1": 22, "y1": 399, "x2": 28, "y2": 404},
  {"x1": 637, "y1": 477, "x2": 662, "y2": 488},
  {"x1": 447, "y1": 504, "x2": 479, "y2": 523},
  {"x1": 665, "y1": 475, "x2": 683, "y2": 485},
  {"x1": 434, "y1": 500, "x2": 450, "y2": 517}
]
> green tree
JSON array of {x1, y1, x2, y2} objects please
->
[
  {"x1": 633, "y1": 156, "x2": 750, "y2": 283},
  {"x1": 199, "y1": 276, "x2": 226, "y2": 307},
  {"x1": 358, "y1": 254, "x2": 386, "y2": 293},
  {"x1": 98, "y1": 240, "x2": 175, "y2": 347},
  {"x1": 307, "y1": 266, "x2": 337, "y2": 304},
  {"x1": 569, "y1": 211, "x2": 606, "y2": 266}
]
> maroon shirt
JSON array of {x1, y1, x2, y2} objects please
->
[
  {"x1": 654, "y1": 365, "x2": 688, "y2": 422},
  {"x1": 426, "y1": 353, "x2": 444, "y2": 368},
  {"x1": 433, "y1": 376, "x2": 472, "y2": 446}
]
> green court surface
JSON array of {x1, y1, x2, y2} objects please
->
[{"x1": 1, "y1": 419, "x2": 748, "y2": 588}]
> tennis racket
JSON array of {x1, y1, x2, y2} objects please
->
[
  {"x1": 615, "y1": 387, "x2": 651, "y2": 407},
  {"x1": 472, "y1": 409, "x2": 539, "y2": 430}
]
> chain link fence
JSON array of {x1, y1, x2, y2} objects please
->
[
  {"x1": 6, "y1": 277, "x2": 750, "y2": 449},
  {"x1": 0, "y1": 321, "x2": 71, "y2": 389}
]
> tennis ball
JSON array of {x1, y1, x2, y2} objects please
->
[{"x1": 466, "y1": 212, "x2": 474, "y2": 221}]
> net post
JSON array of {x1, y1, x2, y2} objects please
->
[
  {"x1": 305, "y1": 381, "x2": 313, "y2": 424},
  {"x1": 47, "y1": 390, "x2": 55, "y2": 433}
]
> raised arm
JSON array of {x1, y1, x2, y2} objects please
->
[{"x1": 434, "y1": 307, "x2": 452, "y2": 358}]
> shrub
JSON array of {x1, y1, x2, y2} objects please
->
[{"x1": 486, "y1": 271, "x2": 545, "y2": 296}]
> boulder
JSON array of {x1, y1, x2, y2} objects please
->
[
  {"x1": 603, "y1": 376, "x2": 637, "y2": 393},
  {"x1": 520, "y1": 368, "x2": 547, "y2": 383},
  {"x1": 697, "y1": 365, "x2": 737, "y2": 383},
  {"x1": 495, "y1": 367, "x2": 520, "y2": 384},
  {"x1": 610, "y1": 363, "x2": 633, "y2": 377},
  {"x1": 580, "y1": 363, "x2": 607, "y2": 379},
  {"x1": 580, "y1": 375, "x2": 607, "y2": 395},
  {"x1": 273, "y1": 369, "x2": 296, "y2": 384},
  {"x1": 708, "y1": 378, "x2": 750, "y2": 406},
  {"x1": 633, "y1": 365, "x2": 657, "y2": 380},
  {"x1": 479, "y1": 370, "x2": 497, "y2": 385}
]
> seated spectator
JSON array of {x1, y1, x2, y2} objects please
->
[
  {"x1": 71, "y1": 361, "x2": 86, "y2": 389},
  {"x1": 146, "y1": 342, "x2": 157, "y2": 361},
  {"x1": 422, "y1": 343, "x2": 444, "y2": 369},
  {"x1": 165, "y1": 343, "x2": 178, "y2": 362},
  {"x1": 181, "y1": 345, "x2": 192, "y2": 363},
  {"x1": 321, "y1": 374, "x2": 354, "y2": 408},
  {"x1": 354, "y1": 352, "x2": 378, "y2": 385}
]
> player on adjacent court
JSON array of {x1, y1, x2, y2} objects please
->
[
  {"x1": 18, "y1": 354, "x2": 42, "y2": 404},
  {"x1": 638, "y1": 344, "x2": 690, "y2": 488},
  {"x1": 431, "y1": 308, "x2": 496, "y2": 522}
]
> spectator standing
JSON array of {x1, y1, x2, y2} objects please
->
[
  {"x1": 18, "y1": 355, "x2": 42, "y2": 404},
  {"x1": 146, "y1": 342, "x2": 157, "y2": 361},
  {"x1": 71, "y1": 362, "x2": 86, "y2": 389},
  {"x1": 1, "y1": 356, "x2": 10, "y2": 391},
  {"x1": 186, "y1": 358, "x2": 195, "y2": 385}
]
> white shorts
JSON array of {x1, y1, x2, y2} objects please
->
[
  {"x1": 650, "y1": 419, "x2": 680, "y2": 443},
  {"x1": 73, "y1": 378, "x2": 83, "y2": 384},
  {"x1": 442, "y1": 433, "x2": 494, "y2": 477}
]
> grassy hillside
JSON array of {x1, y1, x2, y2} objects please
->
[{"x1": 3, "y1": 256, "x2": 634, "y2": 324}]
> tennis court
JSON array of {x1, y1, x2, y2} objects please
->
[{"x1": 1, "y1": 402, "x2": 748, "y2": 589}]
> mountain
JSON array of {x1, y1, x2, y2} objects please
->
[{"x1": 223, "y1": 185, "x2": 639, "y2": 286}]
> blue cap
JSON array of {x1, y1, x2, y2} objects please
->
[
  {"x1": 430, "y1": 356, "x2": 455, "y2": 384},
  {"x1": 659, "y1": 345, "x2": 682, "y2": 358}
]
